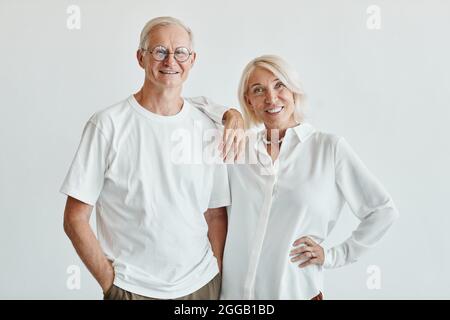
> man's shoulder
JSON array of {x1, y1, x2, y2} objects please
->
[
  {"x1": 82, "y1": 96, "x2": 133, "y2": 139},
  {"x1": 89, "y1": 96, "x2": 132, "y2": 126},
  {"x1": 185, "y1": 97, "x2": 218, "y2": 129}
]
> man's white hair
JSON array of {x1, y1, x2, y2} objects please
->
[{"x1": 139, "y1": 16, "x2": 194, "y2": 50}]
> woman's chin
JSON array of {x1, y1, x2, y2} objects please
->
[{"x1": 262, "y1": 115, "x2": 286, "y2": 127}]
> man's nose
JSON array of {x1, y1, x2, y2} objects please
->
[{"x1": 163, "y1": 53, "x2": 177, "y2": 65}]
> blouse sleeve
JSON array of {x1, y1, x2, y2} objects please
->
[{"x1": 323, "y1": 137, "x2": 399, "y2": 269}]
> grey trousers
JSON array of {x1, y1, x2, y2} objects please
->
[{"x1": 103, "y1": 273, "x2": 221, "y2": 300}]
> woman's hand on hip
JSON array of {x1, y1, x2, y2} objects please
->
[{"x1": 289, "y1": 236, "x2": 325, "y2": 268}]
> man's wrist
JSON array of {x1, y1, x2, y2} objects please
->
[{"x1": 99, "y1": 261, "x2": 115, "y2": 291}]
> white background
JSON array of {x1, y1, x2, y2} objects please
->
[{"x1": 1, "y1": 0, "x2": 449, "y2": 299}]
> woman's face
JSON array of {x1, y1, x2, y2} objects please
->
[{"x1": 245, "y1": 67, "x2": 296, "y2": 130}]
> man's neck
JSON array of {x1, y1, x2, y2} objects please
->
[{"x1": 134, "y1": 82, "x2": 183, "y2": 116}]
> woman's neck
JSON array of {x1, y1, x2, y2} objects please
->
[{"x1": 264, "y1": 119, "x2": 299, "y2": 143}]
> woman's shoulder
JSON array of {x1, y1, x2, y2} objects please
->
[
  {"x1": 303, "y1": 123, "x2": 342, "y2": 147},
  {"x1": 314, "y1": 131, "x2": 341, "y2": 144}
]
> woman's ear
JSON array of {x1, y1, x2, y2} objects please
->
[{"x1": 245, "y1": 94, "x2": 254, "y2": 112}]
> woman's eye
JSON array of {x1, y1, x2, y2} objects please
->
[
  {"x1": 275, "y1": 82, "x2": 285, "y2": 89},
  {"x1": 253, "y1": 87, "x2": 264, "y2": 94}
]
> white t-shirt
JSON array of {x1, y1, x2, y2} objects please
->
[
  {"x1": 220, "y1": 123, "x2": 399, "y2": 299},
  {"x1": 60, "y1": 95, "x2": 231, "y2": 299}
]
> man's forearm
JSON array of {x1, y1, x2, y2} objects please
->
[
  {"x1": 204, "y1": 207, "x2": 228, "y2": 273},
  {"x1": 64, "y1": 219, "x2": 114, "y2": 291}
]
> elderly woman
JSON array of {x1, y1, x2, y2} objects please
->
[{"x1": 218, "y1": 55, "x2": 399, "y2": 300}]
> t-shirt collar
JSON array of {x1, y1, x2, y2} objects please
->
[{"x1": 128, "y1": 94, "x2": 190, "y2": 122}]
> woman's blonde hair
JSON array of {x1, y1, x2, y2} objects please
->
[{"x1": 238, "y1": 55, "x2": 306, "y2": 129}]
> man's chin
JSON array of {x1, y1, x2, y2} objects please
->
[
  {"x1": 154, "y1": 79, "x2": 184, "y2": 89},
  {"x1": 163, "y1": 82, "x2": 184, "y2": 89}
]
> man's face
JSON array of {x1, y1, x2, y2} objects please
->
[{"x1": 138, "y1": 24, "x2": 196, "y2": 90}]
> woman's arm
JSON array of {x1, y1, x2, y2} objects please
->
[{"x1": 323, "y1": 137, "x2": 399, "y2": 269}]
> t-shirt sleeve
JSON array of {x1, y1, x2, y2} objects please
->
[
  {"x1": 208, "y1": 163, "x2": 231, "y2": 209},
  {"x1": 59, "y1": 119, "x2": 110, "y2": 206},
  {"x1": 186, "y1": 96, "x2": 240, "y2": 125}
]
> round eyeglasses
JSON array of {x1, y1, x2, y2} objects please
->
[{"x1": 143, "y1": 45, "x2": 192, "y2": 62}]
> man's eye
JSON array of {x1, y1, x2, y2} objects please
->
[{"x1": 175, "y1": 48, "x2": 188, "y2": 55}]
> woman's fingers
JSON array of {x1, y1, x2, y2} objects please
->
[
  {"x1": 293, "y1": 248, "x2": 324, "y2": 267},
  {"x1": 293, "y1": 236, "x2": 316, "y2": 247},
  {"x1": 289, "y1": 237, "x2": 325, "y2": 267},
  {"x1": 298, "y1": 258, "x2": 320, "y2": 268},
  {"x1": 290, "y1": 250, "x2": 314, "y2": 262},
  {"x1": 289, "y1": 244, "x2": 312, "y2": 256}
]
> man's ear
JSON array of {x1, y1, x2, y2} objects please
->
[
  {"x1": 137, "y1": 49, "x2": 145, "y2": 69},
  {"x1": 190, "y1": 51, "x2": 197, "y2": 68}
]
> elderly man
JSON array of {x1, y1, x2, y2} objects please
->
[{"x1": 61, "y1": 16, "x2": 244, "y2": 300}]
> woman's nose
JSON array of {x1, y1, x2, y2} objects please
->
[{"x1": 265, "y1": 89, "x2": 278, "y2": 104}]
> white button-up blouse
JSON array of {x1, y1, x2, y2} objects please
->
[{"x1": 219, "y1": 123, "x2": 399, "y2": 300}]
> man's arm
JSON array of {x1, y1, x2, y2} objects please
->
[
  {"x1": 204, "y1": 207, "x2": 228, "y2": 273},
  {"x1": 186, "y1": 96, "x2": 245, "y2": 162},
  {"x1": 63, "y1": 196, "x2": 114, "y2": 293},
  {"x1": 221, "y1": 109, "x2": 245, "y2": 162}
]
